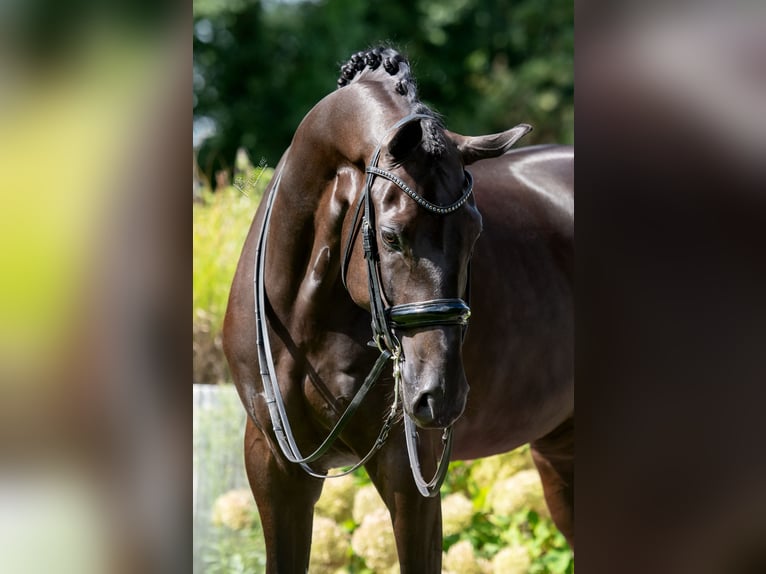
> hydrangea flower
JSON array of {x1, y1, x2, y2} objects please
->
[
  {"x1": 442, "y1": 540, "x2": 490, "y2": 574},
  {"x1": 314, "y1": 474, "x2": 356, "y2": 522},
  {"x1": 351, "y1": 509, "x2": 398, "y2": 572},
  {"x1": 441, "y1": 492, "x2": 475, "y2": 537},
  {"x1": 308, "y1": 516, "x2": 351, "y2": 573},
  {"x1": 211, "y1": 488, "x2": 256, "y2": 530},
  {"x1": 469, "y1": 446, "x2": 535, "y2": 488},
  {"x1": 486, "y1": 469, "x2": 548, "y2": 518},
  {"x1": 491, "y1": 544, "x2": 530, "y2": 574},
  {"x1": 352, "y1": 484, "x2": 387, "y2": 525}
]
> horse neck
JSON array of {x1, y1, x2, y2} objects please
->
[{"x1": 263, "y1": 85, "x2": 407, "y2": 339}]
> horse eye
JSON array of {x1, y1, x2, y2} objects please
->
[{"x1": 380, "y1": 229, "x2": 400, "y2": 249}]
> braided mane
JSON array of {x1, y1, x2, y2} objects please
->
[{"x1": 337, "y1": 46, "x2": 446, "y2": 156}]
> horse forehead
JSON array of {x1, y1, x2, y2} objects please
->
[{"x1": 412, "y1": 154, "x2": 464, "y2": 189}]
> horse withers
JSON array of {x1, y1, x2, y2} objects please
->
[{"x1": 223, "y1": 46, "x2": 573, "y2": 573}]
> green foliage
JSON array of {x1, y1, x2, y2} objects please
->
[
  {"x1": 193, "y1": 168, "x2": 272, "y2": 383},
  {"x1": 202, "y1": 525, "x2": 267, "y2": 574},
  {"x1": 437, "y1": 454, "x2": 573, "y2": 574},
  {"x1": 193, "y1": 0, "x2": 573, "y2": 180},
  {"x1": 193, "y1": 172, "x2": 271, "y2": 333}
]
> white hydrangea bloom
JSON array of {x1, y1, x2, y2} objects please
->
[
  {"x1": 314, "y1": 474, "x2": 356, "y2": 522},
  {"x1": 469, "y1": 446, "x2": 535, "y2": 488},
  {"x1": 210, "y1": 488, "x2": 256, "y2": 530},
  {"x1": 442, "y1": 540, "x2": 490, "y2": 574},
  {"x1": 486, "y1": 469, "x2": 549, "y2": 518},
  {"x1": 308, "y1": 516, "x2": 351, "y2": 573},
  {"x1": 352, "y1": 484, "x2": 387, "y2": 525},
  {"x1": 491, "y1": 544, "x2": 530, "y2": 574},
  {"x1": 351, "y1": 509, "x2": 398, "y2": 572},
  {"x1": 441, "y1": 493, "x2": 475, "y2": 537}
]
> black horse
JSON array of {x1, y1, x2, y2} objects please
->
[{"x1": 224, "y1": 46, "x2": 573, "y2": 573}]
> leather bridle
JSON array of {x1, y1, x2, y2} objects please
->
[{"x1": 253, "y1": 113, "x2": 473, "y2": 496}]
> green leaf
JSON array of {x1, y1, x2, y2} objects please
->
[{"x1": 534, "y1": 520, "x2": 551, "y2": 540}]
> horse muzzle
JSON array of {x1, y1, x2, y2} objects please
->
[
  {"x1": 400, "y1": 352, "x2": 469, "y2": 428},
  {"x1": 391, "y1": 298, "x2": 471, "y2": 429}
]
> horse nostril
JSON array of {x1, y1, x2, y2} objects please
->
[{"x1": 414, "y1": 393, "x2": 436, "y2": 422}]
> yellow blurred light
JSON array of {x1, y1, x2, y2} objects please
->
[{"x1": 0, "y1": 28, "x2": 162, "y2": 385}]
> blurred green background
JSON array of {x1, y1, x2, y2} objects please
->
[{"x1": 193, "y1": 0, "x2": 573, "y2": 183}]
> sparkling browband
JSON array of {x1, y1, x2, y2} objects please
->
[{"x1": 365, "y1": 166, "x2": 473, "y2": 215}]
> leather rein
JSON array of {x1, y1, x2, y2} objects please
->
[{"x1": 253, "y1": 113, "x2": 472, "y2": 496}]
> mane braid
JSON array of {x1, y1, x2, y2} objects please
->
[{"x1": 337, "y1": 46, "x2": 446, "y2": 156}]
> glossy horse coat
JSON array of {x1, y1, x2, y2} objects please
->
[{"x1": 223, "y1": 47, "x2": 573, "y2": 573}]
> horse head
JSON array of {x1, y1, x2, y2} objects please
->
[{"x1": 342, "y1": 106, "x2": 531, "y2": 429}]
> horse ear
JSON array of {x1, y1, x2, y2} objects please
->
[
  {"x1": 387, "y1": 119, "x2": 423, "y2": 161},
  {"x1": 447, "y1": 123, "x2": 533, "y2": 165}
]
